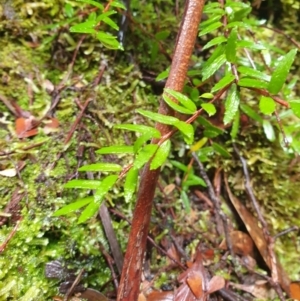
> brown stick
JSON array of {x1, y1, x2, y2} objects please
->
[{"x1": 117, "y1": 1, "x2": 205, "y2": 301}]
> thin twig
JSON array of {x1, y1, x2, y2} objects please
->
[{"x1": 233, "y1": 144, "x2": 285, "y2": 301}]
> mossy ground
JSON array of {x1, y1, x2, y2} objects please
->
[{"x1": 0, "y1": 0, "x2": 299, "y2": 300}]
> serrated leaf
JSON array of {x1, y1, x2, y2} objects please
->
[
  {"x1": 114, "y1": 124, "x2": 161, "y2": 138},
  {"x1": 136, "y1": 109, "x2": 179, "y2": 125},
  {"x1": 53, "y1": 197, "x2": 93, "y2": 216},
  {"x1": 174, "y1": 121, "x2": 194, "y2": 144},
  {"x1": 134, "y1": 144, "x2": 158, "y2": 170},
  {"x1": 202, "y1": 54, "x2": 226, "y2": 81},
  {"x1": 199, "y1": 21, "x2": 223, "y2": 36},
  {"x1": 238, "y1": 77, "x2": 268, "y2": 89},
  {"x1": 78, "y1": 163, "x2": 122, "y2": 172},
  {"x1": 64, "y1": 180, "x2": 101, "y2": 189},
  {"x1": 150, "y1": 140, "x2": 171, "y2": 170},
  {"x1": 240, "y1": 104, "x2": 263, "y2": 123},
  {"x1": 237, "y1": 66, "x2": 270, "y2": 81},
  {"x1": 93, "y1": 175, "x2": 118, "y2": 202},
  {"x1": 212, "y1": 142, "x2": 231, "y2": 158},
  {"x1": 163, "y1": 94, "x2": 194, "y2": 115},
  {"x1": 78, "y1": 201, "x2": 99, "y2": 223},
  {"x1": 212, "y1": 74, "x2": 235, "y2": 92},
  {"x1": 263, "y1": 120, "x2": 275, "y2": 142},
  {"x1": 259, "y1": 96, "x2": 276, "y2": 115},
  {"x1": 96, "y1": 145, "x2": 134, "y2": 155},
  {"x1": 231, "y1": 110, "x2": 240, "y2": 139},
  {"x1": 203, "y1": 36, "x2": 227, "y2": 50},
  {"x1": 224, "y1": 84, "x2": 240, "y2": 125},
  {"x1": 164, "y1": 89, "x2": 197, "y2": 112},
  {"x1": 289, "y1": 100, "x2": 300, "y2": 118},
  {"x1": 268, "y1": 49, "x2": 297, "y2": 94},
  {"x1": 124, "y1": 168, "x2": 138, "y2": 203},
  {"x1": 226, "y1": 28, "x2": 237, "y2": 63},
  {"x1": 201, "y1": 103, "x2": 216, "y2": 116}
]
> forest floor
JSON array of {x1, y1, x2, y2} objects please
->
[{"x1": 0, "y1": 1, "x2": 300, "y2": 301}]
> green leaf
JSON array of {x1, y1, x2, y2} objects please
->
[
  {"x1": 93, "y1": 175, "x2": 118, "y2": 202},
  {"x1": 211, "y1": 74, "x2": 235, "y2": 92},
  {"x1": 259, "y1": 96, "x2": 276, "y2": 115},
  {"x1": 289, "y1": 100, "x2": 300, "y2": 118},
  {"x1": 203, "y1": 36, "x2": 227, "y2": 50},
  {"x1": 156, "y1": 68, "x2": 170, "y2": 81},
  {"x1": 78, "y1": 163, "x2": 122, "y2": 172},
  {"x1": 231, "y1": 110, "x2": 240, "y2": 139},
  {"x1": 134, "y1": 144, "x2": 158, "y2": 170},
  {"x1": 212, "y1": 142, "x2": 231, "y2": 158},
  {"x1": 136, "y1": 109, "x2": 179, "y2": 125},
  {"x1": 78, "y1": 201, "x2": 99, "y2": 224},
  {"x1": 163, "y1": 94, "x2": 194, "y2": 115},
  {"x1": 237, "y1": 66, "x2": 270, "y2": 81},
  {"x1": 64, "y1": 3, "x2": 74, "y2": 18},
  {"x1": 184, "y1": 174, "x2": 207, "y2": 187},
  {"x1": 197, "y1": 116, "x2": 224, "y2": 135},
  {"x1": 114, "y1": 124, "x2": 161, "y2": 138},
  {"x1": 240, "y1": 104, "x2": 263, "y2": 123},
  {"x1": 96, "y1": 145, "x2": 134, "y2": 155},
  {"x1": 268, "y1": 49, "x2": 297, "y2": 94},
  {"x1": 199, "y1": 15, "x2": 222, "y2": 29},
  {"x1": 102, "y1": 16, "x2": 119, "y2": 31},
  {"x1": 199, "y1": 21, "x2": 223, "y2": 36},
  {"x1": 180, "y1": 190, "x2": 191, "y2": 213},
  {"x1": 155, "y1": 30, "x2": 170, "y2": 40},
  {"x1": 164, "y1": 89, "x2": 197, "y2": 112},
  {"x1": 231, "y1": 7, "x2": 252, "y2": 21},
  {"x1": 76, "y1": 0, "x2": 104, "y2": 9},
  {"x1": 225, "y1": 21, "x2": 251, "y2": 29},
  {"x1": 226, "y1": 28, "x2": 237, "y2": 63},
  {"x1": 134, "y1": 131, "x2": 155, "y2": 153},
  {"x1": 238, "y1": 78, "x2": 268, "y2": 89},
  {"x1": 200, "y1": 93, "x2": 214, "y2": 99},
  {"x1": 263, "y1": 120, "x2": 275, "y2": 142},
  {"x1": 124, "y1": 168, "x2": 138, "y2": 203},
  {"x1": 97, "y1": 31, "x2": 121, "y2": 50},
  {"x1": 70, "y1": 21, "x2": 97, "y2": 34},
  {"x1": 224, "y1": 83, "x2": 240, "y2": 125},
  {"x1": 110, "y1": 0, "x2": 126, "y2": 9},
  {"x1": 53, "y1": 197, "x2": 93, "y2": 216},
  {"x1": 202, "y1": 54, "x2": 226, "y2": 81},
  {"x1": 64, "y1": 180, "x2": 101, "y2": 189},
  {"x1": 150, "y1": 140, "x2": 171, "y2": 170},
  {"x1": 237, "y1": 40, "x2": 266, "y2": 50},
  {"x1": 170, "y1": 160, "x2": 189, "y2": 172},
  {"x1": 201, "y1": 103, "x2": 216, "y2": 116},
  {"x1": 174, "y1": 121, "x2": 194, "y2": 144}
]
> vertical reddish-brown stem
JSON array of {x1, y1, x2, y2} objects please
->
[{"x1": 117, "y1": 1, "x2": 205, "y2": 301}]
